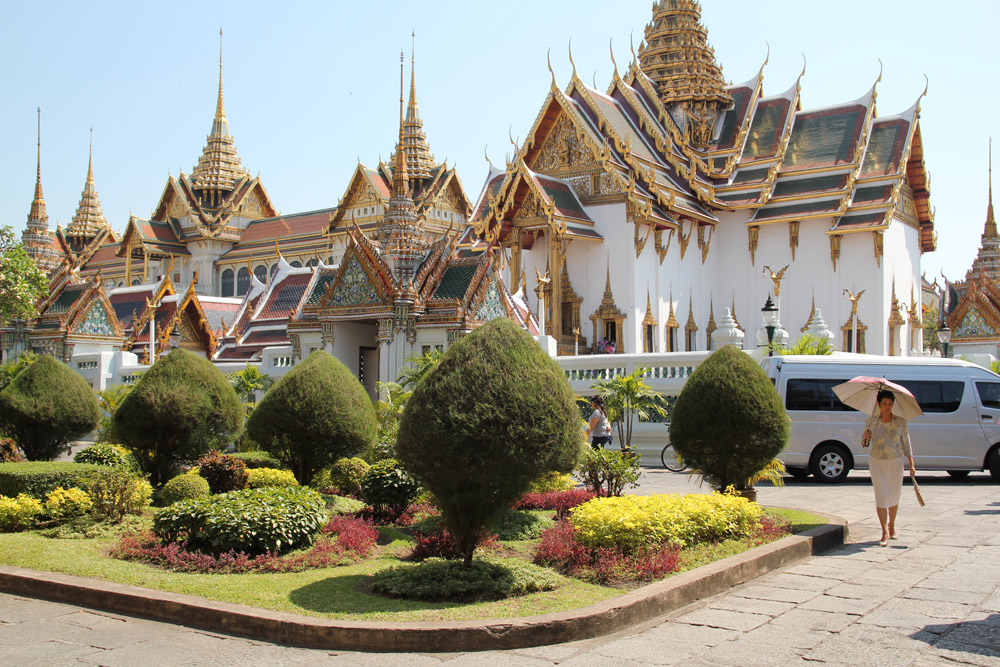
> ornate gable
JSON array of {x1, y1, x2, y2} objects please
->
[
  {"x1": 323, "y1": 253, "x2": 386, "y2": 308},
  {"x1": 74, "y1": 301, "x2": 116, "y2": 337},
  {"x1": 954, "y1": 307, "x2": 996, "y2": 339},
  {"x1": 532, "y1": 113, "x2": 600, "y2": 174},
  {"x1": 474, "y1": 278, "x2": 507, "y2": 322}
]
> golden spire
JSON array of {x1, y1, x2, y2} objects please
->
[
  {"x1": 68, "y1": 128, "x2": 110, "y2": 241},
  {"x1": 638, "y1": 0, "x2": 732, "y2": 148},
  {"x1": 987, "y1": 137, "x2": 996, "y2": 238},
  {"x1": 391, "y1": 31, "x2": 435, "y2": 182},
  {"x1": 22, "y1": 107, "x2": 60, "y2": 274},
  {"x1": 190, "y1": 28, "x2": 247, "y2": 197}
]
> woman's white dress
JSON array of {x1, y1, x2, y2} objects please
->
[{"x1": 867, "y1": 415, "x2": 912, "y2": 508}]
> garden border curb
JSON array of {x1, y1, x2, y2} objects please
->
[{"x1": 0, "y1": 513, "x2": 847, "y2": 652}]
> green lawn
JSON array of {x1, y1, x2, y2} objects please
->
[{"x1": 0, "y1": 506, "x2": 826, "y2": 623}]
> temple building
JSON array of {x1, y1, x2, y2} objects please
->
[
  {"x1": 943, "y1": 144, "x2": 1000, "y2": 357},
  {"x1": 471, "y1": 0, "x2": 935, "y2": 357}
]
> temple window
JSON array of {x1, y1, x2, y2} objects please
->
[
  {"x1": 841, "y1": 314, "x2": 867, "y2": 353},
  {"x1": 642, "y1": 294, "x2": 658, "y2": 353},
  {"x1": 236, "y1": 267, "x2": 250, "y2": 296},
  {"x1": 589, "y1": 267, "x2": 624, "y2": 354},
  {"x1": 290, "y1": 260, "x2": 303, "y2": 268},
  {"x1": 221, "y1": 269, "x2": 234, "y2": 297},
  {"x1": 253, "y1": 265, "x2": 267, "y2": 284},
  {"x1": 665, "y1": 323, "x2": 679, "y2": 352}
]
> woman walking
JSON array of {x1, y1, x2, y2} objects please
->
[
  {"x1": 861, "y1": 389, "x2": 917, "y2": 546},
  {"x1": 586, "y1": 396, "x2": 612, "y2": 449}
]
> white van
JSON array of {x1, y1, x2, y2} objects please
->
[{"x1": 760, "y1": 354, "x2": 1000, "y2": 483}]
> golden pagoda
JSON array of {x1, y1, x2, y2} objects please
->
[
  {"x1": 392, "y1": 33, "x2": 436, "y2": 184},
  {"x1": 968, "y1": 140, "x2": 999, "y2": 281},
  {"x1": 21, "y1": 108, "x2": 61, "y2": 274},
  {"x1": 189, "y1": 30, "x2": 248, "y2": 209},
  {"x1": 66, "y1": 130, "x2": 112, "y2": 250},
  {"x1": 638, "y1": 0, "x2": 732, "y2": 148}
]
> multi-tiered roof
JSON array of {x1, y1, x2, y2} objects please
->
[{"x1": 21, "y1": 109, "x2": 63, "y2": 274}]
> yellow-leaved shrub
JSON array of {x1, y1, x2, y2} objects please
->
[
  {"x1": 247, "y1": 467, "x2": 299, "y2": 489},
  {"x1": 528, "y1": 471, "x2": 575, "y2": 493},
  {"x1": 0, "y1": 494, "x2": 44, "y2": 532},
  {"x1": 569, "y1": 492, "x2": 763, "y2": 552},
  {"x1": 44, "y1": 486, "x2": 93, "y2": 520}
]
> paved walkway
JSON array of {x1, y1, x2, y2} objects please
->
[{"x1": 1, "y1": 471, "x2": 999, "y2": 666}]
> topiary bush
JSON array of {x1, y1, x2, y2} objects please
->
[
  {"x1": 195, "y1": 451, "x2": 249, "y2": 494},
  {"x1": 371, "y1": 557, "x2": 561, "y2": 601},
  {"x1": 360, "y1": 459, "x2": 420, "y2": 523},
  {"x1": 246, "y1": 467, "x2": 298, "y2": 489},
  {"x1": 330, "y1": 457, "x2": 369, "y2": 496},
  {"x1": 247, "y1": 351, "x2": 377, "y2": 486},
  {"x1": 0, "y1": 355, "x2": 101, "y2": 460},
  {"x1": 73, "y1": 443, "x2": 137, "y2": 471},
  {"x1": 113, "y1": 349, "x2": 243, "y2": 486},
  {"x1": 160, "y1": 473, "x2": 211, "y2": 506},
  {"x1": 669, "y1": 345, "x2": 789, "y2": 490},
  {"x1": 397, "y1": 318, "x2": 584, "y2": 567},
  {"x1": 43, "y1": 486, "x2": 93, "y2": 520},
  {"x1": 0, "y1": 438, "x2": 25, "y2": 463},
  {"x1": 153, "y1": 486, "x2": 327, "y2": 555},
  {"x1": 229, "y1": 451, "x2": 285, "y2": 469},
  {"x1": 0, "y1": 462, "x2": 108, "y2": 499}
]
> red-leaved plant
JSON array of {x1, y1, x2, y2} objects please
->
[{"x1": 512, "y1": 488, "x2": 596, "y2": 519}]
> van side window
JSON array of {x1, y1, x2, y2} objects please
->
[
  {"x1": 894, "y1": 381, "x2": 965, "y2": 413},
  {"x1": 785, "y1": 379, "x2": 854, "y2": 411},
  {"x1": 976, "y1": 382, "x2": 1000, "y2": 409}
]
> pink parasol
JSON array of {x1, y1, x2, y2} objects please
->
[{"x1": 831, "y1": 376, "x2": 923, "y2": 421}]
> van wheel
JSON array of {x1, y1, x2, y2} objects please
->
[
  {"x1": 989, "y1": 448, "x2": 1000, "y2": 482},
  {"x1": 810, "y1": 444, "x2": 850, "y2": 484},
  {"x1": 946, "y1": 470, "x2": 970, "y2": 479}
]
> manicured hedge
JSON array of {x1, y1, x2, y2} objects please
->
[
  {"x1": 0, "y1": 462, "x2": 108, "y2": 499},
  {"x1": 229, "y1": 451, "x2": 286, "y2": 469},
  {"x1": 153, "y1": 486, "x2": 327, "y2": 555}
]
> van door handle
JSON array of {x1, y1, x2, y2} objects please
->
[{"x1": 983, "y1": 415, "x2": 994, "y2": 421}]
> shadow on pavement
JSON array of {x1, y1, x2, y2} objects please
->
[{"x1": 912, "y1": 614, "x2": 1000, "y2": 658}]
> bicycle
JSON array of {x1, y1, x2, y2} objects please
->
[{"x1": 660, "y1": 443, "x2": 688, "y2": 472}]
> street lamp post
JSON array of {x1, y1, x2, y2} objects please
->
[
  {"x1": 761, "y1": 296, "x2": 778, "y2": 357},
  {"x1": 937, "y1": 324, "x2": 952, "y2": 359},
  {"x1": 572, "y1": 326, "x2": 580, "y2": 356}
]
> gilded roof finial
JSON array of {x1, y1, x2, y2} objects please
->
[
  {"x1": 27, "y1": 107, "x2": 48, "y2": 228},
  {"x1": 218, "y1": 28, "x2": 225, "y2": 121},
  {"x1": 547, "y1": 48, "x2": 558, "y2": 90},
  {"x1": 609, "y1": 39, "x2": 619, "y2": 79},
  {"x1": 986, "y1": 137, "x2": 996, "y2": 238},
  {"x1": 68, "y1": 125, "x2": 109, "y2": 240},
  {"x1": 568, "y1": 39, "x2": 578, "y2": 80},
  {"x1": 800, "y1": 53, "x2": 807, "y2": 79},
  {"x1": 391, "y1": 33, "x2": 435, "y2": 182}
]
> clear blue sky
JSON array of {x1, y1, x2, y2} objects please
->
[{"x1": 1, "y1": 1, "x2": 995, "y2": 283}]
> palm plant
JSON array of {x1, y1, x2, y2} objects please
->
[
  {"x1": 396, "y1": 348, "x2": 444, "y2": 390},
  {"x1": 95, "y1": 383, "x2": 134, "y2": 444},
  {"x1": 779, "y1": 334, "x2": 833, "y2": 356},
  {"x1": 226, "y1": 364, "x2": 274, "y2": 404},
  {"x1": 592, "y1": 367, "x2": 667, "y2": 450}
]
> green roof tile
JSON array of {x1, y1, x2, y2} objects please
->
[{"x1": 433, "y1": 265, "x2": 477, "y2": 300}]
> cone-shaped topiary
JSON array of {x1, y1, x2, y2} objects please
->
[
  {"x1": 0, "y1": 355, "x2": 100, "y2": 460},
  {"x1": 114, "y1": 349, "x2": 242, "y2": 486},
  {"x1": 669, "y1": 345, "x2": 789, "y2": 490},
  {"x1": 246, "y1": 351, "x2": 377, "y2": 486},
  {"x1": 397, "y1": 317, "x2": 584, "y2": 567}
]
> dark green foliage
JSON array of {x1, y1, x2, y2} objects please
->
[
  {"x1": 0, "y1": 462, "x2": 107, "y2": 499},
  {"x1": 160, "y1": 473, "x2": 210, "y2": 505},
  {"x1": 575, "y1": 448, "x2": 641, "y2": 497},
  {"x1": 489, "y1": 509, "x2": 554, "y2": 541},
  {"x1": 397, "y1": 318, "x2": 584, "y2": 567},
  {"x1": 195, "y1": 451, "x2": 249, "y2": 494},
  {"x1": 360, "y1": 459, "x2": 419, "y2": 522},
  {"x1": 370, "y1": 557, "x2": 561, "y2": 601},
  {"x1": 246, "y1": 351, "x2": 377, "y2": 486},
  {"x1": 669, "y1": 345, "x2": 790, "y2": 490},
  {"x1": 229, "y1": 451, "x2": 285, "y2": 469},
  {"x1": 331, "y1": 457, "x2": 370, "y2": 496},
  {"x1": 0, "y1": 355, "x2": 100, "y2": 460},
  {"x1": 113, "y1": 349, "x2": 243, "y2": 486},
  {"x1": 73, "y1": 443, "x2": 137, "y2": 471},
  {"x1": 0, "y1": 438, "x2": 25, "y2": 463},
  {"x1": 153, "y1": 486, "x2": 327, "y2": 555}
]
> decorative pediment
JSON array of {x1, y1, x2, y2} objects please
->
[
  {"x1": 474, "y1": 279, "x2": 507, "y2": 322},
  {"x1": 322, "y1": 253, "x2": 386, "y2": 308},
  {"x1": 955, "y1": 307, "x2": 997, "y2": 339},
  {"x1": 239, "y1": 189, "x2": 269, "y2": 218},
  {"x1": 74, "y1": 301, "x2": 116, "y2": 337},
  {"x1": 532, "y1": 113, "x2": 599, "y2": 173}
]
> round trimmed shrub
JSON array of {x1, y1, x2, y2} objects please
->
[
  {"x1": 195, "y1": 451, "x2": 249, "y2": 494},
  {"x1": 360, "y1": 459, "x2": 419, "y2": 522},
  {"x1": 371, "y1": 557, "x2": 561, "y2": 601},
  {"x1": 669, "y1": 345, "x2": 789, "y2": 490},
  {"x1": 113, "y1": 349, "x2": 242, "y2": 486},
  {"x1": 153, "y1": 486, "x2": 327, "y2": 555},
  {"x1": 229, "y1": 451, "x2": 285, "y2": 469},
  {"x1": 397, "y1": 317, "x2": 583, "y2": 566},
  {"x1": 0, "y1": 355, "x2": 101, "y2": 461},
  {"x1": 246, "y1": 351, "x2": 377, "y2": 486},
  {"x1": 246, "y1": 467, "x2": 298, "y2": 489},
  {"x1": 160, "y1": 473, "x2": 210, "y2": 506},
  {"x1": 330, "y1": 457, "x2": 369, "y2": 496},
  {"x1": 74, "y1": 443, "x2": 137, "y2": 471}
]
